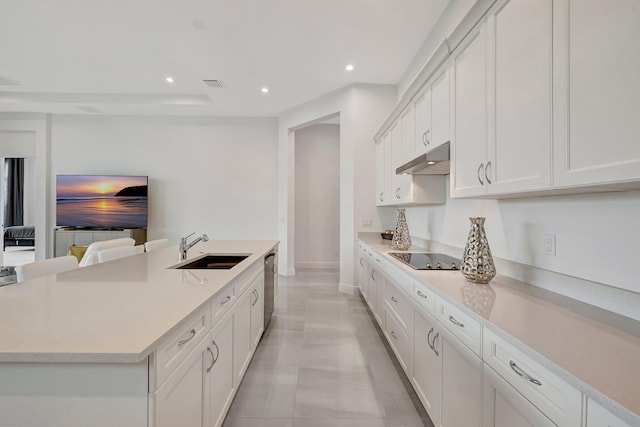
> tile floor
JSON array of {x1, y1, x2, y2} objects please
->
[{"x1": 223, "y1": 270, "x2": 434, "y2": 427}]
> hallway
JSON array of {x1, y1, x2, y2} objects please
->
[{"x1": 223, "y1": 270, "x2": 433, "y2": 427}]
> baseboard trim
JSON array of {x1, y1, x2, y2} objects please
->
[
  {"x1": 338, "y1": 282, "x2": 356, "y2": 295},
  {"x1": 295, "y1": 261, "x2": 339, "y2": 270}
]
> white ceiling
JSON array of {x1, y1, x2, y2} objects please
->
[{"x1": 0, "y1": 0, "x2": 449, "y2": 117}]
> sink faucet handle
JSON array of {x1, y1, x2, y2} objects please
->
[{"x1": 184, "y1": 232, "x2": 196, "y2": 240}]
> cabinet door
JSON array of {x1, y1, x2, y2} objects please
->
[
  {"x1": 451, "y1": 22, "x2": 489, "y2": 198},
  {"x1": 586, "y1": 398, "x2": 631, "y2": 427},
  {"x1": 209, "y1": 311, "x2": 235, "y2": 427},
  {"x1": 390, "y1": 121, "x2": 413, "y2": 202},
  {"x1": 413, "y1": 309, "x2": 442, "y2": 426},
  {"x1": 375, "y1": 141, "x2": 386, "y2": 205},
  {"x1": 401, "y1": 105, "x2": 418, "y2": 163},
  {"x1": 414, "y1": 87, "x2": 432, "y2": 155},
  {"x1": 155, "y1": 334, "x2": 209, "y2": 427},
  {"x1": 374, "y1": 269, "x2": 385, "y2": 327},
  {"x1": 54, "y1": 231, "x2": 75, "y2": 257},
  {"x1": 554, "y1": 0, "x2": 640, "y2": 188},
  {"x1": 430, "y1": 69, "x2": 450, "y2": 149},
  {"x1": 250, "y1": 275, "x2": 264, "y2": 349},
  {"x1": 383, "y1": 133, "x2": 393, "y2": 205},
  {"x1": 483, "y1": 364, "x2": 556, "y2": 427},
  {"x1": 440, "y1": 327, "x2": 482, "y2": 427},
  {"x1": 488, "y1": 0, "x2": 552, "y2": 194},
  {"x1": 233, "y1": 288, "x2": 252, "y2": 387}
]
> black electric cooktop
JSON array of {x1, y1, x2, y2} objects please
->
[{"x1": 389, "y1": 252, "x2": 461, "y2": 270}]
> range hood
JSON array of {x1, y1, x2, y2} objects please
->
[{"x1": 396, "y1": 141, "x2": 451, "y2": 175}]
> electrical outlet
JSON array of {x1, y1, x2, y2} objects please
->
[
  {"x1": 360, "y1": 218, "x2": 373, "y2": 227},
  {"x1": 543, "y1": 234, "x2": 556, "y2": 256}
]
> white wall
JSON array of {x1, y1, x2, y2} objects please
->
[
  {"x1": 377, "y1": 179, "x2": 640, "y2": 296},
  {"x1": 279, "y1": 84, "x2": 397, "y2": 291},
  {"x1": 50, "y1": 115, "x2": 279, "y2": 244},
  {"x1": 294, "y1": 124, "x2": 340, "y2": 269}
]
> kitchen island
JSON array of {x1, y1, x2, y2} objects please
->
[{"x1": 0, "y1": 240, "x2": 278, "y2": 427}]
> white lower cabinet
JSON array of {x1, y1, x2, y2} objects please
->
[
  {"x1": 412, "y1": 309, "x2": 442, "y2": 426},
  {"x1": 155, "y1": 334, "x2": 209, "y2": 427},
  {"x1": 250, "y1": 274, "x2": 265, "y2": 349},
  {"x1": 483, "y1": 364, "x2": 555, "y2": 427},
  {"x1": 208, "y1": 309, "x2": 235, "y2": 427},
  {"x1": 440, "y1": 324, "x2": 483, "y2": 427},
  {"x1": 586, "y1": 398, "x2": 631, "y2": 427}
]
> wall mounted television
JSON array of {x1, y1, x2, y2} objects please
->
[{"x1": 56, "y1": 175, "x2": 148, "y2": 229}]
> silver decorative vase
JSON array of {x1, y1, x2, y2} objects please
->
[
  {"x1": 461, "y1": 217, "x2": 496, "y2": 284},
  {"x1": 392, "y1": 208, "x2": 411, "y2": 251}
]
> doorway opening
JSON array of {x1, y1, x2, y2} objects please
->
[
  {"x1": 1, "y1": 157, "x2": 35, "y2": 267},
  {"x1": 294, "y1": 119, "x2": 340, "y2": 272}
]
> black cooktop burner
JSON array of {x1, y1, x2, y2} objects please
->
[{"x1": 390, "y1": 252, "x2": 461, "y2": 270}]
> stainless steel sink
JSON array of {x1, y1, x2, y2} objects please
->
[{"x1": 174, "y1": 254, "x2": 249, "y2": 270}]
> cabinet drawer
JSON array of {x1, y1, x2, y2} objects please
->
[
  {"x1": 155, "y1": 304, "x2": 211, "y2": 387},
  {"x1": 412, "y1": 281, "x2": 435, "y2": 315},
  {"x1": 236, "y1": 261, "x2": 263, "y2": 296},
  {"x1": 385, "y1": 308, "x2": 410, "y2": 373},
  {"x1": 483, "y1": 328, "x2": 582, "y2": 426},
  {"x1": 435, "y1": 296, "x2": 482, "y2": 356},
  {"x1": 385, "y1": 280, "x2": 412, "y2": 334},
  {"x1": 211, "y1": 283, "x2": 236, "y2": 322}
]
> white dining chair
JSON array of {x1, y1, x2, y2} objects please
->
[
  {"x1": 144, "y1": 238, "x2": 170, "y2": 252},
  {"x1": 97, "y1": 245, "x2": 143, "y2": 263},
  {"x1": 79, "y1": 238, "x2": 135, "y2": 268},
  {"x1": 16, "y1": 255, "x2": 79, "y2": 283}
]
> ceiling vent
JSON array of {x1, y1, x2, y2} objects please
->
[
  {"x1": 0, "y1": 75, "x2": 20, "y2": 86},
  {"x1": 203, "y1": 80, "x2": 224, "y2": 88}
]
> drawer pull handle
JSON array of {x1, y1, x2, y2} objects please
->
[
  {"x1": 477, "y1": 163, "x2": 484, "y2": 185},
  {"x1": 432, "y1": 332, "x2": 439, "y2": 356},
  {"x1": 206, "y1": 347, "x2": 215, "y2": 373},
  {"x1": 391, "y1": 296, "x2": 398, "y2": 303},
  {"x1": 417, "y1": 290, "x2": 428, "y2": 300},
  {"x1": 509, "y1": 360, "x2": 542, "y2": 386},
  {"x1": 390, "y1": 331, "x2": 397, "y2": 339},
  {"x1": 370, "y1": 270, "x2": 376, "y2": 281},
  {"x1": 177, "y1": 328, "x2": 196, "y2": 347},
  {"x1": 448, "y1": 315, "x2": 465, "y2": 328},
  {"x1": 212, "y1": 340, "x2": 220, "y2": 365},
  {"x1": 360, "y1": 258, "x2": 364, "y2": 267},
  {"x1": 220, "y1": 295, "x2": 232, "y2": 306},
  {"x1": 252, "y1": 289, "x2": 259, "y2": 306},
  {"x1": 427, "y1": 328, "x2": 434, "y2": 350}
]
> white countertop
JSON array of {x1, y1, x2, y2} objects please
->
[
  {"x1": 0, "y1": 240, "x2": 278, "y2": 364},
  {"x1": 358, "y1": 233, "x2": 640, "y2": 423}
]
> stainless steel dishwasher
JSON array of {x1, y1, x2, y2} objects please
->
[{"x1": 263, "y1": 251, "x2": 277, "y2": 330}]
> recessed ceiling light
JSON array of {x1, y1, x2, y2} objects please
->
[
  {"x1": 166, "y1": 77, "x2": 174, "y2": 83},
  {"x1": 345, "y1": 64, "x2": 355, "y2": 71},
  {"x1": 427, "y1": 161, "x2": 436, "y2": 165},
  {"x1": 261, "y1": 87, "x2": 269, "y2": 93}
]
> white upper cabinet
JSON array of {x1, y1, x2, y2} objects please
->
[
  {"x1": 451, "y1": 21, "x2": 489, "y2": 198},
  {"x1": 430, "y1": 69, "x2": 450, "y2": 150},
  {"x1": 401, "y1": 105, "x2": 418, "y2": 163},
  {"x1": 553, "y1": 0, "x2": 640, "y2": 188},
  {"x1": 452, "y1": 0, "x2": 553, "y2": 198},
  {"x1": 413, "y1": 86, "x2": 432, "y2": 157},
  {"x1": 488, "y1": 0, "x2": 552, "y2": 194}
]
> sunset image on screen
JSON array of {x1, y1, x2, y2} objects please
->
[{"x1": 56, "y1": 175, "x2": 148, "y2": 228}]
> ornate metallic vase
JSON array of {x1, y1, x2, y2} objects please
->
[
  {"x1": 391, "y1": 208, "x2": 411, "y2": 251},
  {"x1": 461, "y1": 217, "x2": 496, "y2": 284}
]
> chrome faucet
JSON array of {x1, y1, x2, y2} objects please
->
[{"x1": 179, "y1": 232, "x2": 209, "y2": 261}]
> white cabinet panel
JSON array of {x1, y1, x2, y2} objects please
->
[
  {"x1": 375, "y1": 141, "x2": 386, "y2": 205},
  {"x1": 414, "y1": 87, "x2": 432, "y2": 155},
  {"x1": 489, "y1": 0, "x2": 552, "y2": 194},
  {"x1": 155, "y1": 335, "x2": 208, "y2": 427},
  {"x1": 587, "y1": 398, "x2": 631, "y2": 427},
  {"x1": 554, "y1": 0, "x2": 640, "y2": 188},
  {"x1": 430, "y1": 69, "x2": 450, "y2": 149},
  {"x1": 233, "y1": 286, "x2": 252, "y2": 387},
  {"x1": 483, "y1": 364, "x2": 556, "y2": 427},
  {"x1": 250, "y1": 274, "x2": 265, "y2": 349},
  {"x1": 451, "y1": 22, "x2": 489, "y2": 197},
  {"x1": 413, "y1": 309, "x2": 442, "y2": 426},
  {"x1": 401, "y1": 106, "x2": 417, "y2": 163},
  {"x1": 208, "y1": 310, "x2": 235, "y2": 427}
]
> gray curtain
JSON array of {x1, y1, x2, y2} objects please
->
[{"x1": 3, "y1": 158, "x2": 24, "y2": 227}]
